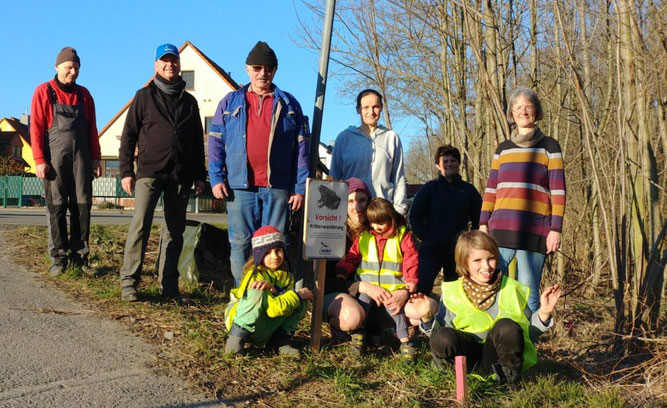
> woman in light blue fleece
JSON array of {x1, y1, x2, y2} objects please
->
[{"x1": 329, "y1": 89, "x2": 407, "y2": 215}]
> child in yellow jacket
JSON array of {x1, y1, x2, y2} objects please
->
[{"x1": 225, "y1": 226, "x2": 313, "y2": 356}]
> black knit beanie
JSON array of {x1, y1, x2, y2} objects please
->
[
  {"x1": 56, "y1": 47, "x2": 80, "y2": 67},
  {"x1": 246, "y1": 41, "x2": 278, "y2": 67}
]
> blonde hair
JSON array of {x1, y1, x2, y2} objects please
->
[
  {"x1": 454, "y1": 230, "x2": 500, "y2": 278},
  {"x1": 242, "y1": 257, "x2": 256, "y2": 275}
]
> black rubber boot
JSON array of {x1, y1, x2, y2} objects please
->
[
  {"x1": 266, "y1": 329, "x2": 299, "y2": 357},
  {"x1": 493, "y1": 364, "x2": 521, "y2": 385},
  {"x1": 226, "y1": 323, "x2": 250, "y2": 356}
]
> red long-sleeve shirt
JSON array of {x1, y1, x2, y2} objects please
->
[
  {"x1": 336, "y1": 228, "x2": 419, "y2": 284},
  {"x1": 30, "y1": 78, "x2": 101, "y2": 166},
  {"x1": 245, "y1": 88, "x2": 272, "y2": 187}
]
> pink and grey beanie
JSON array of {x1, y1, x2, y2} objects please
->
[{"x1": 251, "y1": 225, "x2": 285, "y2": 266}]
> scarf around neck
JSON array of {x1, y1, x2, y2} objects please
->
[
  {"x1": 154, "y1": 74, "x2": 185, "y2": 97},
  {"x1": 54, "y1": 74, "x2": 75, "y2": 93},
  {"x1": 462, "y1": 270, "x2": 502, "y2": 311},
  {"x1": 510, "y1": 126, "x2": 545, "y2": 148}
]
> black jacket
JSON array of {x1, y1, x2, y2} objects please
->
[
  {"x1": 408, "y1": 174, "x2": 482, "y2": 250},
  {"x1": 119, "y1": 80, "x2": 206, "y2": 183}
]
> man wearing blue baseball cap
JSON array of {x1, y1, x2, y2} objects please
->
[{"x1": 118, "y1": 43, "x2": 206, "y2": 303}]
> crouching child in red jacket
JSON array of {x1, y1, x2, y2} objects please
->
[{"x1": 337, "y1": 198, "x2": 430, "y2": 360}]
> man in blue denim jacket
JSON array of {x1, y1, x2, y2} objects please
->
[{"x1": 208, "y1": 41, "x2": 310, "y2": 284}]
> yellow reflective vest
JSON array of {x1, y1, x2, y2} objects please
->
[
  {"x1": 225, "y1": 265, "x2": 300, "y2": 331},
  {"x1": 356, "y1": 225, "x2": 406, "y2": 292},
  {"x1": 441, "y1": 276, "x2": 538, "y2": 372}
]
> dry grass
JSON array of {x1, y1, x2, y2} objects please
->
[{"x1": 6, "y1": 224, "x2": 666, "y2": 407}]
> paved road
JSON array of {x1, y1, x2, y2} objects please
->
[
  {"x1": 0, "y1": 208, "x2": 227, "y2": 226},
  {"x1": 0, "y1": 228, "x2": 223, "y2": 408}
]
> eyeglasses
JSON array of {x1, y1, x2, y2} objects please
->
[
  {"x1": 512, "y1": 105, "x2": 536, "y2": 113},
  {"x1": 251, "y1": 65, "x2": 275, "y2": 73}
]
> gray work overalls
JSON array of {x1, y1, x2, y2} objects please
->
[{"x1": 43, "y1": 83, "x2": 93, "y2": 267}]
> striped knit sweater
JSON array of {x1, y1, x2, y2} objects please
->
[{"x1": 480, "y1": 136, "x2": 566, "y2": 254}]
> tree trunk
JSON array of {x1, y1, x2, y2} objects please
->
[{"x1": 530, "y1": 0, "x2": 538, "y2": 88}]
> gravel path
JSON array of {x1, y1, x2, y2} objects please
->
[{"x1": 0, "y1": 229, "x2": 223, "y2": 408}]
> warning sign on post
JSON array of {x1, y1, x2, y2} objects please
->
[{"x1": 302, "y1": 178, "x2": 348, "y2": 260}]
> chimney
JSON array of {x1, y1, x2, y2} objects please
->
[{"x1": 20, "y1": 109, "x2": 30, "y2": 127}]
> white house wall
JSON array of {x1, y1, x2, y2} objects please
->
[
  {"x1": 99, "y1": 110, "x2": 128, "y2": 158},
  {"x1": 178, "y1": 46, "x2": 236, "y2": 129}
]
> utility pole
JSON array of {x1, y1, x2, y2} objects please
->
[{"x1": 308, "y1": 0, "x2": 336, "y2": 177}]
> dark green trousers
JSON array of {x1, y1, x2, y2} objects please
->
[{"x1": 119, "y1": 178, "x2": 190, "y2": 294}]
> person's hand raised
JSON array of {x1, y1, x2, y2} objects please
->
[{"x1": 537, "y1": 284, "x2": 562, "y2": 323}]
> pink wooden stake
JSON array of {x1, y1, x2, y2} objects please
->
[{"x1": 455, "y1": 355, "x2": 468, "y2": 403}]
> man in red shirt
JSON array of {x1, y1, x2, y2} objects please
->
[
  {"x1": 30, "y1": 47, "x2": 102, "y2": 277},
  {"x1": 208, "y1": 41, "x2": 309, "y2": 285}
]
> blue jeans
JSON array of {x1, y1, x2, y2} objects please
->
[
  {"x1": 497, "y1": 247, "x2": 546, "y2": 313},
  {"x1": 226, "y1": 187, "x2": 289, "y2": 285}
]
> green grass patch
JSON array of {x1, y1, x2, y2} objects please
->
[
  {"x1": 5, "y1": 225, "x2": 656, "y2": 407},
  {"x1": 496, "y1": 375, "x2": 625, "y2": 408}
]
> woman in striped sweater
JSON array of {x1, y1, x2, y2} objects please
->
[{"x1": 479, "y1": 88, "x2": 566, "y2": 312}]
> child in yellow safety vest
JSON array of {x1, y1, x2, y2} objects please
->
[
  {"x1": 418, "y1": 230, "x2": 562, "y2": 384},
  {"x1": 225, "y1": 226, "x2": 313, "y2": 356},
  {"x1": 336, "y1": 198, "x2": 425, "y2": 360}
]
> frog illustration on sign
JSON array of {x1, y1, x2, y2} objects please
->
[{"x1": 317, "y1": 185, "x2": 341, "y2": 210}]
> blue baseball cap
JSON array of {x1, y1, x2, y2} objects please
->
[{"x1": 155, "y1": 43, "x2": 179, "y2": 60}]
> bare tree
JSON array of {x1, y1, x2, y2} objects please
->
[{"x1": 297, "y1": 0, "x2": 667, "y2": 335}]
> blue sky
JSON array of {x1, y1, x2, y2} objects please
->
[{"x1": 0, "y1": 0, "x2": 419, "y2": 149}]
